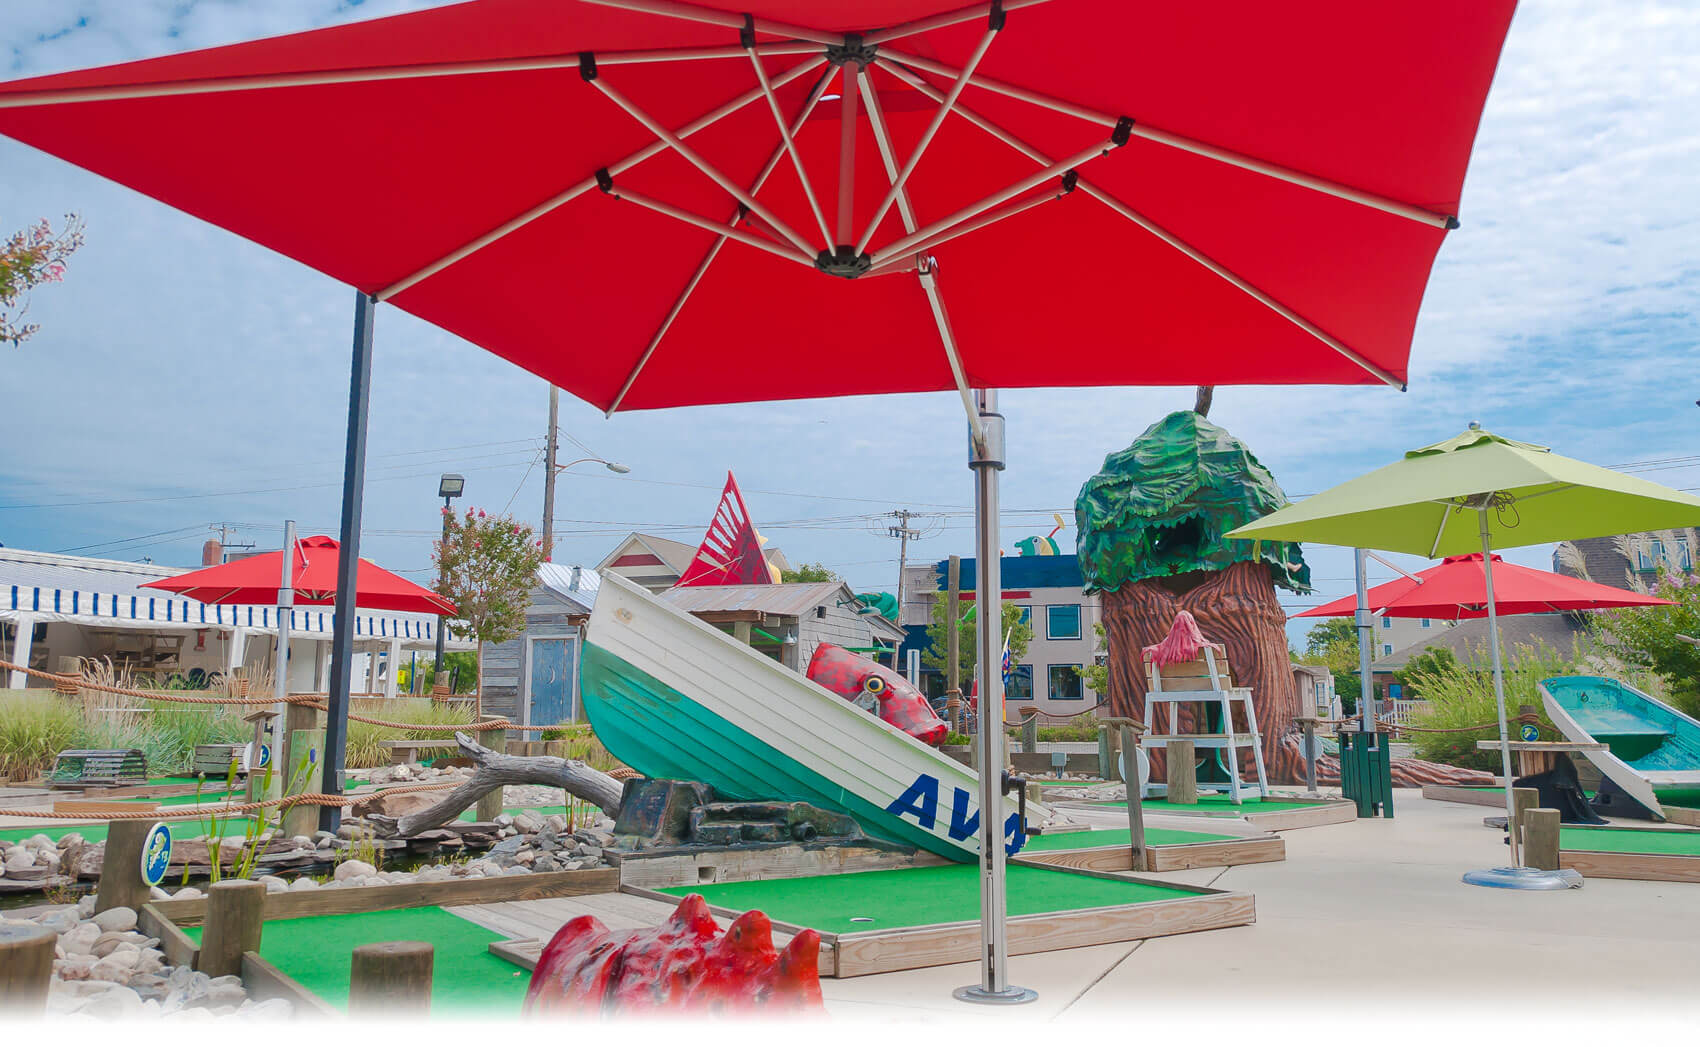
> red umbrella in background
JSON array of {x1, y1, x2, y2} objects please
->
[
  {"x1": 1298, "y1": 554, "x2": 1674, "y2": 620},
  {"x1": 0, "y1": 0, "x2": 1518, "y2": 1002},
  {"x1": 143, "y1": 534, "x2": 455, "y2": 615}
]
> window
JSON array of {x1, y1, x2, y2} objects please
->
[
  {"x1": 1046, "y1": 604, "x2": 1082, "y2": 640},
  {"x1": 1674, "y1": 537, "x2": 1693, "y2": 571},
  {"x1": 1006, "y1": 664, "x2": 1034, "y2": 699},
  {"x1": 1382, "y1": 644, "x2": 1393, "y2": 656},
  {"x1": 1636, "y1": 540, "x2": 1659, "y2": 572},
  {"x1": 1014, "y1": 606, "x2": 1033, "y2": 625},
  {"x1": 1420, "y1": 618, "x2": 1431, "y2": 628},
  {"x1": 1382, "y1": 616, "x2": 1393, "y2": 628},
  {"x1": 1048, "y1": 665, "x2": 1083, "y2": 700}
]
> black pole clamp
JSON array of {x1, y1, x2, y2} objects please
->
[
  {"x1": 989, "y1": 0, "x2": 1006, "y2": 31},
  {"x1": 1112, "y1": 115, "x2": 1134, "y2": 147},
  {"x1": 578, "y1": 51, "x2": 598, "y2": 82},
  {"x1": 594, "y1": 168, "x2": 614, "y2": 194},
  {"x1": 1059, "y1": 169, "x2": 1079, "y2": 195},
  {"x1": 1001, "y1": 769, "x2": 1029, "y2": 834},
  {"x1": 740, "y1": 13, "x2": 756, "y2": 49}
]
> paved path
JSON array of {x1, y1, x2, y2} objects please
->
[{"x1": 824, "y1": 790, "x2": 1700, "y2": 1020}]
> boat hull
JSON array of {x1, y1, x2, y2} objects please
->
[
  {"x1": 581, "y1": 573, "x2": 1040, "y2": 862},
  {"x1": 1541, "y1": 675, "x2": 1700, "y2": 819}
]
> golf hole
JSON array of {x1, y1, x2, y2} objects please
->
[{"x1": 850, "y1": 917, "x2": 874, "y2": 923}]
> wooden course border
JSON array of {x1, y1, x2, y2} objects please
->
[
  {"x1": 1053, "y1": 795, "x2": 1356, "y2": 831},
  {"x1": 1019, "y1": 831, "x2": 1284, "y2": 874},
  {"x1": 137, "y1": 868, "x2": 619, "y2": 1002},
  {"x1": 611, "y1": 869, "x2": 1255, "y2": 978},
  {"x1": 1421, "y1": 784, "x2": 1505, "y2": 807},
  {"x1": 1557, "y1": 825, "x2": 1700, "y2": 884}
]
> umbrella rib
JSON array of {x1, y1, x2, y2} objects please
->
[
  {"x1": 606, "y1": 66, "x2": 836, "y2": 416},
  {"x1": 376, "y1": 56, "x2": 825, "y2": 301},
  {"x1": 878, "y1": 47, "x2": 1459, "y2": 230},
  {"x1": 746, "y1": 47, "x2": 833, "y2": 246},
  {"x1": 587, "y1": 72, "x2": 820, "y2": 257},
  {"x1": 595, "y1": 184, "x2": 814, "y2": 266},
  {"x1": 578, "y1": 0, "x2": 844, "y2": 48},
  {"x1": 854, "y1": 26, "x2": 1002, "y2": 257},
  {"x1": 1429, "y1": 501, "x2": 1459, "y2": 559},
  {"x1": 864, "y1": 0, "x2": 1057, "y2": 46},
  {"x1": 858, "y1": 64, "x2": 921, "y2": 234},
  {"x1": 864, "y1": 186, "x2": 1069, "y2": 277},
  {"x1": 0, "y1": 43, "x2": 817, "y2": 110},
  {"x1": 916, "y1": 260, "x2": 986, "y2": 447},
  {"x1": 876, "y1": 58, "x2": 1401, "y2": 388}
]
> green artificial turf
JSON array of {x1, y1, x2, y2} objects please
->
[
  {"x1": 657, "y1": 862, "x2": 1199, "y2": 933},
  {"x1": 1022, "y1": 825, "x2": 1235, "y2": 852},
  {"x1": 1560, "y1": 827, "x2": 1700, "y2": 856},
  {"x1": 184, "y1": 906, "x2": 529, "y2": 1011}
]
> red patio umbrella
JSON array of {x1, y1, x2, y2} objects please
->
[
  {"x1": 142, "y1": 535, "x2": 456, "y2": 616},
  {"x1": 0, "y1": 0, "x2": 1517, "y2": 1002},
  {"x1": 1298, "y1": 554, "x2": 1674, "y2": 620}
]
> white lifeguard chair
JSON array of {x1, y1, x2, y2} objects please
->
[{"x1": 1141, "y1": 643, "x2": 1269, "y2": 803}]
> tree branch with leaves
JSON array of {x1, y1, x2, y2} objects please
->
[
  {"x1": 433, "y1": 508, "x2": 547, "y2": 705},
  {"x1": 2, "y1": 214, "x2": 84, "y2": 346}
]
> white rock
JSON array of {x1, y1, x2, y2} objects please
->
[
  {"x1": 334, "y1": 860, "x2": 375, "y2": 881},
  {"x1": 149, "y1": 886, "x2": 171, "y2": 901},
  {"x1": 91, "y1": 906, "x2": 137, "y2": 933},
  {"x1": 39, "y1": 908, "x2": 80, "y2": 935},
  {"x1": 60, "y1": 923, "x2": 101, "y2": 956},
  {"x1": 171, "y1": 887, "x2": 203, "y2": 901},
  {"x1": 80, "y1": 984, "x2": 145, "y2": 1018},
  {"x1": 493, "y1": 813, "x2": 514, "y2": 828},
  {"x1": 4, "y1": 854, "x2": 36, "y2": 873},
  {"x1": 77, "y1": 895, "x2": 97, "y2": 918},
  {"x1": 239, "y1": 998, "x2": 295, "y2": 1020},
  {"x1": 56, "y1": 956, "x2": 96, "y2": 980},
  {"x1": 286, "y1": 876, "x2": 319, "y2": 892},
  {"x1": 90, "y1": 958, "x2": 135, "y2": 984},
  {"x1": 258, "y1": 875, "x2": 289, "y2": 894},
  {"x1": 25, "y1": 833, "x2": 55, "y2": 850}
]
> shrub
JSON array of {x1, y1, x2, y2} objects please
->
[
  {"x1": 1406, "y1": 640, "x2": 1575, "y2": 771},
  {"x1": 344, "y1": 698, "x2": 475, "y2": 768},
  {"x1": 0, "y1": 693, "x2": 80, "y2": 780}
]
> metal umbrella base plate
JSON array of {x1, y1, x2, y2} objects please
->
[
  {"x1": 1461, "y1": 866, "x2": 1584, "y2": 890},
  {"x1": 954, "y1": 984, "x2": 1039, "y2": 1005}
]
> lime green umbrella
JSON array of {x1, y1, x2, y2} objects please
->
[{"x1": 1229, "y1": 425, "x2": 1700, "y2": 888}]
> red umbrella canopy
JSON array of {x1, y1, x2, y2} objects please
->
[
  {"x1": 142, "y1": 536, "x2": 456, "y2": 615},
  {"x1": 1296, "y1": 554, "x2": 1674, "y2": 621},
  {"x1": 0, "y1": 1, "x2": 1516, "y2": 407}
]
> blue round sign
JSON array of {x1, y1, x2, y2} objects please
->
[
  {"x1": 1519, "y1": 723, "x2": 1539, "y2": 743},
  {"x1": 257, "y1": 743, "x2": 271, "y2": 768},
  {"x1": 140, "y1": 822, "x2": 172, "y2": 887}
]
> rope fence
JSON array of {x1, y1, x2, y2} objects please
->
[
  {"x1": 0, "y1": 780, "x2": 459, "y2": 820},
  {"x1": 0, "y1": 659, "x2": 513, "y2": 733}
]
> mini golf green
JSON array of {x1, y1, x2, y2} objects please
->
[
  {"x1": 657, "y1": 862, "x2": 1201, "y2": 934},
  {"x1": 1023, "y1": 825, "x2": 1236, "y2": 851},
  {"x1": 184, "y1": 906, "x2": 528, "y2": 1011},
  {"x1": 1560, "y1": 827, "x2": 1700, "y2": 856}
]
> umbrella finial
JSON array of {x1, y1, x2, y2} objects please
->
[{"x1": 1468, "y1": 420, "x2": 1481, "y2": 430}]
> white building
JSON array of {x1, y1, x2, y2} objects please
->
[{"x1": 1, "y1": 547, "x2": 468, "y2": 696}]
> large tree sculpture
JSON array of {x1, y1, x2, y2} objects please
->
[{"x1": 1076, "y1": 411, "x2": 1488, "y2": 788}]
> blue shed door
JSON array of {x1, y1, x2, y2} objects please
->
[{"x1": 528, "y1": 636, "x2": 577, "y2": 726}]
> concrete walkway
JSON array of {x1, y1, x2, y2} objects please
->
[{"x1": 823, "y1": 790, "x2": 1700, "y2": 1021}]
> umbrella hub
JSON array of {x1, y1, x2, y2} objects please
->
[
  {"x1": 815, "y1": 245, "x2": 873, "y2": 278},
  {"x1": 822, "y1": 33, "x2": 878, "y2": 69}
]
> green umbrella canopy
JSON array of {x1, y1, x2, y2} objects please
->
[
  {"x1": 1228, "y1": 427, "x2": 1700, "y2": 556},
  {"x1": 1076, "y1": 411, "x2": 1310, "y2": 593}
]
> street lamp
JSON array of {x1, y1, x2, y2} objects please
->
[
  {"x1": 432, "y1": 473, "x2": 464, "y2": 683},
  {"x1": 541, "y1": 456, "x2": 630, "y2": 560}
]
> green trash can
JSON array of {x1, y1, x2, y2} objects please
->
[{"x1": 1337, "y1": 730, "x2": 1394, "y2": 818}]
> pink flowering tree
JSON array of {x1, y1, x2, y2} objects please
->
[
  {"x1": 433, "y1": 507, "x2": 547, "y2": 657},
  {"x1": 2, "y1": 215, "x2": 85, "y2": 346}
]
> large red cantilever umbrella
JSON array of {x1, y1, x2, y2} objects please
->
[
  {"x1": 143, "y1": 534, "x2": 456, "y2": 615},
  {"x1": 0, "y1": 0, "x2": 1515, "y2": 1003},
  {"x1": 1297, "y1": 553, "x2": 1674, "y2": 620}
]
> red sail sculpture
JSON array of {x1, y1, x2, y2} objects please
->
[
  {"x1": 525, "y1": 894, "x2": 824, "y2": 1016},
  {"x1": 676, "y1": 472, "x2": 780, "y2": 587}
]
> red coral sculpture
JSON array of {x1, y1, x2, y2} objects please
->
[{"x1": 525, "y1": 893, "x2": 824, "y2": 1016}]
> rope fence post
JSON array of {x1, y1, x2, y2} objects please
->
[
  {"x1": 1105, "y1": 717, "x2": 1148, "y2": 871},
  {"x1": 1524, "y1": 808, "x2": 1561, "y2": 871},
  {"x1": 474, "y1": 728, "x2": 507, "y2": 822},
  {"x1": 96, "y1": 819, "x2": 153, "y2": 915},
  {"x1": 199, "y1": 880, "x2": 266, "y2": 978},
  {"x1": 0, "y1": 923, "x2": 56, "y2": 1013},
  {"x1": 1167, "y1": 738, "x2": 1197, "y2": 805}
]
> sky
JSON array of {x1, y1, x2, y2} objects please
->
[{"x1": 1, "y1": 1, "x2": 1697, "y2": 642}]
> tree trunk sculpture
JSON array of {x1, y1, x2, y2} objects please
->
[{"x1": 368, "y1": 731, "x2": 624, "y2": 838}]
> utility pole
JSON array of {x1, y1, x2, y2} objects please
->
[
  {"x1": 887, "y1": 508, "x2": 921, "y2": 627},
  {"x1": 541, "y1": 385, "x2": 559, "y2": 561}
]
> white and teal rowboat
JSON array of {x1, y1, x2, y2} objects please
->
[
  {"x1": 1541, "y1": 675, "x2": 1700, "y2": 818},
  {"x1": 580, "y1": 572, "x2": 1047, "y2": 862}
]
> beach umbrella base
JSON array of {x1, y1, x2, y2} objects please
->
[
  {"x1": 1461, "y1": 866, "x2": 1583, "y2": 891},
  {"x1": 954, "y1": 985, "x2": 1040, "y2": 1006}
]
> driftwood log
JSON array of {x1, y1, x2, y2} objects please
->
[
  {"x1": 370, "y1": 731, "x2": 625, "y2": 838},
  {"x1": 1105, "y1": 561, "x2": 1490, "y2": 788}
]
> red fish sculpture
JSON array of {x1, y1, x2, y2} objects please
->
[
  {"x1": 525, "y1": 893, "x2": 825, "y2": 1016},
  {"x1": 806, "y1": 643, "x2": 949, "y2": 746}
]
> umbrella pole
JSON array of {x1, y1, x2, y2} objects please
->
[
  {"x1": 954, "y1": 389, "x2": 1035, "y2": 1006},
  {"x1": 1354, "y1": 548, "x2": 1375, "y2": 734},
  {"x1": 268, "y1": 519, "x2": 295, "y2": 801},
  {"x1": 318, "y1": 291, "x2": 376, "y2": 832},
  {"x1": 1477, "y1": 512, "x2": 1520, "y2": 867}
]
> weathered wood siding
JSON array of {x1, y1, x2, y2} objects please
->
[
  {"x1": 478, "y1": 583, "x2": 588, "y2": 724},
  {"x1": 798, "y1": 598, "x2": 887, "y2": 670}
]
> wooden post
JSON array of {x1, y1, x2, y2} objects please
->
[
  {"x1": 946, "y1": 555, "x2": 961, "y2": 732},
  {"x1": 1167, "y1": 739, "x2": 1198, "y2": 805},
  {"x1": 474, "y1": 728, "x2": 507, "y2": 822},
  {"x1": 1524, "y1": 808, "x2": 1561, "y2": 871},
  {"x1": 1019, "y1": 707, "x2": 1038, "y2": 754},
  {"x1": 281, "y1": 701, "x2": 322, "y2": 840},
  {"x1": 1097, "y1": 727, "x2": 1112, "y2": 780},
  {"x1": 199, "y1": 880, "x2": 266, "y2": 978},
  {"x1": 1110, "y1": 719, "x2": 1148, "y2": 871},
  {"x1": 0, "y1": 923, "x2": 56, "y2": 1014},
  {"x1": 243, "y1": 709, "x2": 277, "y2": 804},
  {"x1": 1297, "y1": 716, "x2": 1320, "y2": 795},
  {"x1": 96, "y1": 819, "x2": 153, "y2": 916},
  {"x1": 731, "y1": 621, "x2": 752, "y2": 646},
  {"x1": 1510, "y1": 786, "x2": 1539, "y2": 844},
  {"x1": 349, "y1": 941, "x2": 434, "y2": 1013}
]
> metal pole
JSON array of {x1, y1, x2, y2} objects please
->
[
  {"x1": 268, "y1": 519, "x2": 295, "y2": 800},
  {"x1": 1479, "y1": 511, "x2": 1521, "y2": 868},
  {"x1": 542, "y1": 385, "x2": 559, "y2": 561},
  {"x1": 319, "y1": 290, "x2": 375, "y2": 832},
  {"x1": 1353, "y1": 547, "x2": 1375, "y2": 734},
  {"x1": 433, "y1": 496, "x2": 451, "y2": 674},
  {"x1": 954, "y1": 389, "x2": 1035, "y2": 1005}
]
